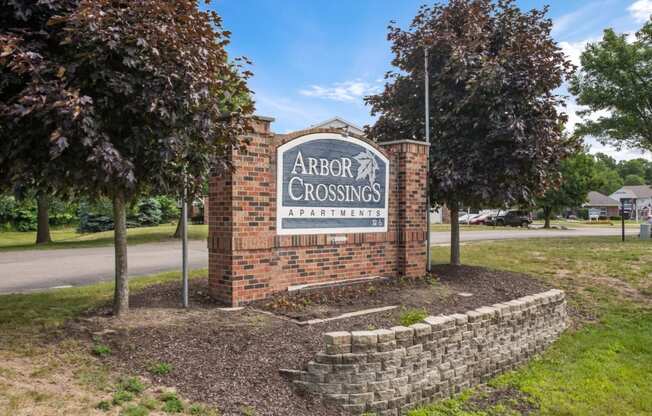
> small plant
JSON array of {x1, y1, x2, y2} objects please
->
[
  {"x1": 119, "y1": 377, "x2": 145, "y2": 394},
  {"x1": 120, "y1": 404, "x2": 149, "y2": 416},
  {"x1": 149, "y1": 362, "x2": 173, "y2": 376},
  {"x1": 112, "y1": 390, "x2": 135, "y2": 405},
  {"x1": 399, "y1": 308, "x2": 428, "y2": 326},
  {"x1": 240, "y1": 406, "x2": 256, "y2": 416},
  {"x1": 92, "y1": 344, "x2": 111, "y2": 357},
  {"x1": 96, "y1": 400, "x2": 111, "y2": 411},
  {"x1": 160, "y1": 392, "x2": 184, "y2": 413},
  {"x1": 140, "y1": 396, "x2": 159, "y2": 410},
  {"x1": 189, "y1": 403, "x2": 218, "y2": 415}
]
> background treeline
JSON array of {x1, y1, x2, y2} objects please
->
[
  {"x1": 0, "y1": 194, "x2": 198, "y2": 233},
  {"x1": 594, "y1": 153, "x2": 652, "y2": 191}
]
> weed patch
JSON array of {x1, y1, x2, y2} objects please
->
[{"x1": 399, "y1": 308, "x2": 428, "y2": 326}]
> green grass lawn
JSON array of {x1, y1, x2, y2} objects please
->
[
  {"x1": 0, "y1": 269, "x2": 207, "y2": 343},
  {"x1": 431, "y1": 221, "x2": 640, "y2": 232},
  {"x1": 0, "y1": 223, "x2": 208, "y2": 251},
  {"x1": 411, "y1": 237, "x2": 652, "y2": 416}
]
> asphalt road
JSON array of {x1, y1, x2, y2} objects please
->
[
  {"x1": 0, "y1": 240, "x2": 208, "y2": 294},
  {"x1": 0, "y1": 226, "x2": 639, "y2": 294}
]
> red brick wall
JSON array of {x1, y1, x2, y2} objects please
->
[{"x1": 208, "y1": 119, "x2": 428, "y2": 306}]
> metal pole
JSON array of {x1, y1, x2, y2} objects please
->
[
  {"x1": 424, "y1": 47, "x2": 432, "y2": 273},
  {"x1": 182, "y1": 178, "x2": 189, "y2": 308},
  {"x1": 621, "y1": 200, "x2": 626, "y2": 242}
]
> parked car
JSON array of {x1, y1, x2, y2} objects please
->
[
  {"x1": 469, "y1": 211, "x2": 496, "y2": 225},
  {"x1": 458, "y1": 212, "x2": 479, "y2": 224},
  {"x1": 490, "y1": 210, "x2": 532, "y2": 227}
]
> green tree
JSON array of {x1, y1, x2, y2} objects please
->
[
  {"x1": 624, "y1": 174, "x2": 646, "y2": 186},
  {"x1": 570, "y1": 20, "x2": 652, "y2": 151},
  {"x1": 1, "y1": 0, "x2": 253, "y2": 315},
  {"x1": 595, "y1": 152, "x2": 618, "y2": 170},
  {"x1": 592, "y1": 162, "x2": 623, "y2": 195},
  {"x1": 617, "y1": 158, "x2": 649, "y2": 179},
  {"x1": 366, "y1": 0, "x2": 575, "y2": 265},
  {"x1": 0, "y1": 0, "x2": 79, "y2": 244},
  {"x1": 536, "y1": 152, "x2": 602, "y2": 228}
]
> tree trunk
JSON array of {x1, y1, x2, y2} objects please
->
[
  {"x1": 112, "y1": 190, "x2": 129, "y2": 317},
  {"x1": 543, "y1": 207, "x2": 552, "y2": 229},
  {"x1": 450, "y1": 201, "x2": 461, "y2": 266},
  {"x1": 173, "y1": 210, "x2": 183, "y2": 238},
  {"x1": 35, "y1": 193, "x2": 51, "y2": 244}
]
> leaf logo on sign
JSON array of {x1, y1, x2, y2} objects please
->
[{"x1": 354, "y1": 149, "x2": 379, "y2": 185}]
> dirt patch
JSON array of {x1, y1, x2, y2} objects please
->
[
  {"x1": 66, "y1": 266, "x2": 552, "y2": 416},
  {"x1": 465, "y1": 385, "x2": 538, "y2": 414}
]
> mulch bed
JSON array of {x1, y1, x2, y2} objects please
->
[
  {"x1": 253, "y1": 264, "x2": 551, "y2": 321},
  {"x1": 69, "y1": 265, "x2": 551, "y2": 416}
]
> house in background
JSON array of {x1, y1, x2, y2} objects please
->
[
  {"x1": 583, "y1": 191, "x2": 621, "y2": 219},
  {"x1": 309, "y1": 116, "x2": 365, "y2": 136},
  {"x1": 609, "y1": 185, "x2": 652, "y2": 220}
]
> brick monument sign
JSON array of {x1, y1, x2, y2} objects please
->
[{"x1": 208, "y1": 116, "x2": 429, "y2": 305}]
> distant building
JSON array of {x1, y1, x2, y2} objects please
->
[
  {"x1": 309, "y1": 116, "x2": 365, "y2": 136},
  {"x1": 609, "y1": 185, "x2": 652, "y2": 220},
  {"x1": 583, "y1": 191, "x2": 621, "y2": 219}
]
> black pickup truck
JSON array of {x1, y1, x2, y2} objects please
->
[{"x1": 489, "y1": 210, "x2": 532, "y2": 227}]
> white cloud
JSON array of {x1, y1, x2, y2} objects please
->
[
  {"x1": 559, "y1": 39, "x2": 592, "y2": 67},
  {"x1": 299, "y1": 80, "x2": 381, "y2": 102},
  {"x1": 629, "y1": 0, "x2": 652, "y2": 22}
]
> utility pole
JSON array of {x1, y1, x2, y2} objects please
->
[{"x1": 424, "y1": 47, "x2": 432, "y2": 273}]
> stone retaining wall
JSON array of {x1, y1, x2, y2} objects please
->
[{"x1": 282, "y1": 289, "x2": 567, "y2": 415}]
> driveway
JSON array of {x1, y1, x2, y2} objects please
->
[{"x1": 0, "y1": 226, "x2": 640, "y2": 294}]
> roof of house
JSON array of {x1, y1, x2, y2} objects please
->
[
  {"x1": 611, "y1": 185, "x2": 652, "y2": 199},
  {"x1": 584, "y1": 191, "x2": 620, "y2": 207},
  {"x1": 309, "y1": 117, "x2": 365, "y2": 136}
]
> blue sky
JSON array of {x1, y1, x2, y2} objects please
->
[{"x1": 211, "y1": 0, "x2": 652, "y2": 160}]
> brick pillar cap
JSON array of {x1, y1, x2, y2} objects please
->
[{"x1": 379, "y1": 139, "x2": 430, "y2": 147}]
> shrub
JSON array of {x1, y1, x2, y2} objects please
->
[
  {"x1": 13, "y1": 205, "x2": 37, "y2": 231},
  {"x1": 0, "y1": 195, "x2": 17, "y2": 225},
  {"x1": 399, "y1": 308, "x2": 428, "y2": 326},
  {"x1": 78, "y1": 201, "x2": 115, "y2": 233},
  {"x1": 155, "y1": 196, "x2": 180, "y2": 222},
  {"x1": 136, "y1": 198, "x2": 163, "y2": 226}
]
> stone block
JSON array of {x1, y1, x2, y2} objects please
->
[
  {"x1": 391, "y1": 326, "x2": 415, "y2": 340},
  {"x1": 352, "y1": 330, "x2": 379, "y2": 345},
  {"x1": 324, "y1": 331, "x2": 351, "y2": 346},
  {"x1": 410, "y1": 323, "x2": 432, "y2": 337}
]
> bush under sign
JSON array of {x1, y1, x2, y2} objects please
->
[{"x1": 276, "y1": 133, "x2": 389, "y2": 235}]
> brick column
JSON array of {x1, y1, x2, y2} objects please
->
[
  {"x1": 207, "y1": 117, "x2": 277, "y2": 305},
  {"x1": 380, "y1": 140, "x2": 429, "y2": 278}
]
